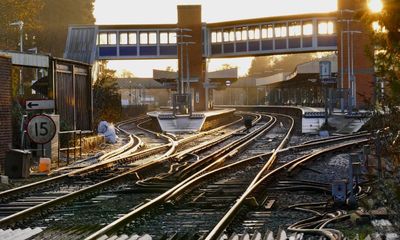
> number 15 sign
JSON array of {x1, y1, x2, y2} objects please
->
[{"x1": 26, "y1": 115, "x2": 56, "y2": 144}]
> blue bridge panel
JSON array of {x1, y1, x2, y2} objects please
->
[
  {"x1": 248, "y1": 41, "x2": 260, "y2": 51},
  {"x1": 289, "y1": 38, "x2": 301, "y2": 49},
  {"x1": 160, "y1": 46, "x2": 177, "y2": 55},
  {"x1": 140, "y1": 46, "x2": 158, "y2": 56},
  {"x1": 99, "y1": 47, "x2": 117, "y2": 57},
  {"x1": 275, "y1": 39, "x2": 287, "y2": 49},
  {"x1": 223, "y1": 43, "x2": 234, "y2": 53},
  {"x1": 262, "y1": 40, "x2": 273, "y2": 50},
  {"x1": 236, "y1": 42, "x2": 247, "y2": 52},
  {"x1": 211, "y1": 44, "x2": 222, "y2": 54},
  {"x1": 302, "y1": 37, "x2": 312, "y2": 48},
  {"x1": 318, "y1": 36, "x2": 337, "y2": 47},
  {"x1": 119, "y1": 46, "x2": 137, "y2": 56}
]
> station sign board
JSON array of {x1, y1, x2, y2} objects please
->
[
  {"x1": 26, "y1": 100, "x2": 55, "y2": 110},
  {"x1": 319, "y1": 61, "x2": 331, "y2": 80},
  {"x1": 26, "y1": 114, "x2": 56, "y2": 144}
]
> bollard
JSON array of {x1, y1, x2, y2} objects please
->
[
  {"x1": 375, "y1": 134, "x2": 382, "y2": 178},
  {"x1": 347, "y1": 153, "x2": 358, "y2": 207},
  {"x1": 352, "y1": 162, "x2": 361, "y2": 188},
  {"x1": 363, "y1": 145, "x2": 370, "y2": 168},
  {"x1": 332, "y1": 180, "x2": 347, "y2": 206},
  {"x1": 358, "y1": 152, "x2": 367, "y2": 175}
]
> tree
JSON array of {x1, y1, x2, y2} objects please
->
[
  {"x1": 362, "y1": 0, "x2": 400, "y2": 105},
  {"x1": 360, "y1": 0, "x2": 400, "y2": 174},
  {"x1": 0, "y1": 0, "x2": 43, "y2": 50},
  {"x1": 165, "y1": 66, "x2": 175, "y2": 72},
  {"x1": 219, "y1": 63, "x2": 236, "y2": 70},
  {"x1": 93, "y1": 62, "x2": 122, "y2": 125},
  {"x1": 0, "y1": 0, "x2": 95, "y2": 57},
  {"x1": 37, "y1": 0, "x2": 95, "y2": 57},
  {"x1": 247, "y1": 53, "x2": 320, "y2": 77},
  {"x1": 119, "y1": 69, "x2": 135, "y2": 78}
]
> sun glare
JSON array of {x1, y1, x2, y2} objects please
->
[{"x1": 368, "y1": 0, "x2": 383, "y2": 12}]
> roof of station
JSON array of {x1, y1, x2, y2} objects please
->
[{"x1": 256, "y1": 54, "x2": 337, "y2": 86}]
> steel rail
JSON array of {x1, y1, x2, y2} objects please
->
[
  {"x1": 0, "y1": 113, "x2": 245, "y2": 201},
  {"x1": 176, "y1": 114, "x2": 272, "y2": 179},
  {"x1": 85, "y1": 118, "x2": 370, "y2": 240},
  {"x1": 83, "y1": 114, "x2": 275, "y2": 240},
  {"x1": 204, "y1": 137, "x2": 369, "y2": 239},
  {"x1": 0, "y1": 113, "x2": 258, "y2": 228}
]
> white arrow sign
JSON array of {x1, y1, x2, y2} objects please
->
[{"x1": 26, "y1": 100, "x2": 55, "y2": 110}]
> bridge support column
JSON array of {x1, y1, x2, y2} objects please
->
[
  {"x1": 177, "y1": 5, "x2": 207, "y2": 112},
  {"x1": 337, "y1": 0, "x2": 375, "y2": 110}
]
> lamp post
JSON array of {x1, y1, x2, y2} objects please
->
[
  {"x1": 175, "y1": 28, "x2": 192, "y2": 95},
  {"x1": 175, "y1": 28, "x2": 194, "y2": 114},
  {"x1": 10, "y1": 20, "x2": 24, "y2": 96},
  {"x1": 342, "y1": 29, "x2": 362, "y2": 112},
  {"x1": 129, "y1": 80, "x2": 132, "y2": 105}
]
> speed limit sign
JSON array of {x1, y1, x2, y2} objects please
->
[{"x1": 26, "y1": 115, "x2": 56, "y2": 144}]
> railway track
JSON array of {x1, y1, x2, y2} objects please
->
[
  {"x1": 0, "y1": 113, "x2": 271, "y2": 238},
  {"x1": 85, "y1": 123, "x2": 370, "y2": 240},
  {"x1": 0, "y1": 113, "x2": 256, "y2": 230},
  {"x1": 0, "y1": 111, "x2": 373, "y2": 240}
]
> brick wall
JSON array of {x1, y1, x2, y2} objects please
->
[{"x1": 0, "y1": 56, "x2": 12, "y2": 174}]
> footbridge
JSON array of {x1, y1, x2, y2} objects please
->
[{"x1": 65, "y1": 0, "x2": 374, "y2": 111}]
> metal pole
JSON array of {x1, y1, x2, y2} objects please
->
[
  {"x1": 351, "y1": 31, "x2": 356, "y2": 106},
  {"x1": 179, "y1": 29, "x2": 184, "y2": 95},
  {"x1": 19, "y1": 23, "x2": 24, "y2": 96},
  {"x1": 347, "y1": 20, "x2": 352, "y2": 113},
  {"x1": 186, "y1": 43, "x2": 190, "y2": 94},
  {"x1": 340, "y1": 30, "x2": 344, "y2": 112}
]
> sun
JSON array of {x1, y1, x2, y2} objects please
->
[{"x1": 368, "y1": 0, "x2": 383, "y2": 12}]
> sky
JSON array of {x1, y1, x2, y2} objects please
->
[{"x1": 93, "y1": 0, "x2": 338, "y2": 77}]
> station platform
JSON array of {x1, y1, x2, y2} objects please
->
[
  {"x1": 299, "y1": 107, "x2": 369, "y2": 134},
  {"x1": 215, "y1": 105, "x2": 369, "y2": 135},
  {"x1": 147, "y1": 108, "x2": 236, "y2": 133}
]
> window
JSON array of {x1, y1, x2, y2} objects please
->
[
  {"x1": 211, "y1": 31, "x2": 217, "y2": 43},
  {"x1": 223, "y1": 31, "x2": 230, "y2": 42},
  {"x1": 223, "y1": 29, "x2": 235, "y2": 42},
  {"x1": 303, "y1": 23, "x2": 313, "y2": 35},
  {"x1": 160, "y1": 32, "x2": 169, "y2": 44},
  {"x1": 262, "y1": 25, "x2": 274, "y2": 39},
  {"x1": 140, "y1": 32, "x2": 148, "y2": 44},
  {"x1": 119, "y1": 32, "x2": 137, "y2": 45},
  {"x1": 99, "y1": 33, "x2": 108, "y2": 45},
  {"x1": 241, "y1": 28, "x2": 247, "y2": 40},
  {"x1": 169, "y1": 32, "x2": 177, "y2": 44},
  {"x1": 318, "y1": 21, "x2": 335, "y2": 35},
  {"x1": 140, "y1": 32, "x2": 157, "y2": 44},
  {"x1": 254, "y1": 27, "x2": 260, "y2": 39},
  {"x1": 229, "y1": 30, "x2": 235, "y2": 41},
  {"x1": 120, "y1": 33, "x2": 128, "y2": 44},
  {"x1": 247, "y1": 27, "x2": 260, "y2": 40},
  {"x1": 274, "y1": 25, "x2": 287, "y2": 38},
  {"x1": 108, "y1": 33, "x2": 116, "y2": 44},
  {"x1": 235, "y1": 29, "x2": 242, "y2": 41},
  {"x1": 216, "y1": 31, "x2": 222, "y2": 43},
  {"x1": 149, "y1": 32, "x2": 157, "y2": 44},
  {"x1": 99, "y1": 32, "x2": 117, "y2": 45},
  {"x1": 235, "y1": 27, "x2": 247, "y2": 41},
  {"x1": 128, "y1": 33, "x2": 137, "y2": 44},
  {"x1": 289, "y1": 23, "x2": 301, "y2": 36}
]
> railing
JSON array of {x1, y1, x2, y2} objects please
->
[{"x1": 58, "y1": 130, "x2": 93, "y2": 167}]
